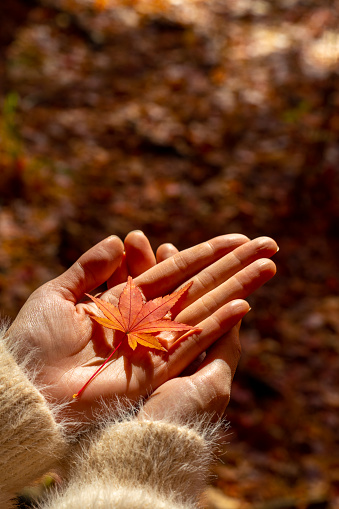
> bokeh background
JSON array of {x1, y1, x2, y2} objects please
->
[{"x1": 1, "y1": 1, "x2": 339, "y2": 507}]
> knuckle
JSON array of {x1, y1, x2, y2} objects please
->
[
  {"x1": 172, "y1": 252, "x2": 190, "y2": 275},
  {"x1": 200, "y1": 292, "x2": 220, "y2": 315}
]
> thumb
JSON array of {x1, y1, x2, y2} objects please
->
[
  {"x1": 196, "y1": 321, "x2": 242, "y2": 381},
  {"x1": 52, "y1": 236, "x2": 124, "y2": 302},
  {"x1": 188, "y1": 323, "x2": 242, "y2": 419},
  {"x1": 140, "y1": 324, "x2": 242, "y2": 422}
]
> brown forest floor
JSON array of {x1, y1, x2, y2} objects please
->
[{"x1": 1, "y1": 1, "x2": 339, "y2": 508}]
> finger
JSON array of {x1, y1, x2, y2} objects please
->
[
  {"x1": 107, "y1": 231, "x2": 157, "y2": 288},
  {"x1": 106, "y1": 253, "x2": 129, "y2": 288},
  {"x1": 138, "y1": 324, "x2": 242, "y2": 422},
  {"x1": 166, "y1": 299, "x2": 250, "y2": 379},
  {"x1": 124, "y1": 230, "x2": 157, "y2": 277},
  {"x1": 186, "y1": 325, "x2": 242, "y2": 418},
  {"x1": 172, "y1": 236, "x2": 278, "y2": 314},
  {"x1": 176, "y1": 257, "x2": 276, "y2": 325},
  {"x1": 197, "y1": 322, "x2": 241, "y2": 381},
  {"x1": 156, "y1": 243, "x2": 179, "y2": 263},
  {"x1": 180, "y1": 321, "x2": 241, "y2": 378},
  {"x1": 52, "y1": 236, "x2": 124, "y2": 302},
  {"x1": 132, "y1": 234, "x2": 250, "y2": 300}
]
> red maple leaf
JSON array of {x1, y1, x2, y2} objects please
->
[{"x1": 73, "y1": 276, "x2": 199, "y2": 398}]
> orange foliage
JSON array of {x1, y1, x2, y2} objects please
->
[{"x1": 73, "y1": 277, "x2": 198, "y2": 397}]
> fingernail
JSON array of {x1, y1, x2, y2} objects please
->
[
  {"x1": 107, "y1": 235, "x2": 122, "y2": 242},
  {"x1": 276, "y1": 245, "x2": 280, "y2": 252}
]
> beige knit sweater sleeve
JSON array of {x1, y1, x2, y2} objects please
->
[
  {"x1": 0, "y1": 337, "x2": 67, "y2": 509},
  {"x1": 45, "y1": 418, "x2": 213, "y2": 509},
  {"x1": 1, "y1": 329, "x2": 214, "y2": 509}
]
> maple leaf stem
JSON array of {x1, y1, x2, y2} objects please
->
[{"x1": 73, "y1": 339, "x2": 123, "y2": 399}]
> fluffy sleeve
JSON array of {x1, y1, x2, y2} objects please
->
[
  {"x1": 1, "y1": 322, "x2": 219, "y2": 509},
  {"x1": 43, "y1": 415, "x2": 217, "y2": 509},
  {"x1": 0, "y1": 329, "x2": 67, "y2": 509}
]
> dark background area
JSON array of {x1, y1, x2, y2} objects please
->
[{"x1": 1, "y1": 1, "x2": 339, "y2": 507}]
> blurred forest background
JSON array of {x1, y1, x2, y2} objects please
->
[{"x1": 1, "y1": 0, "x2": 339, "y2": 508}]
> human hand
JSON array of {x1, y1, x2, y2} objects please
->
[
  {"x1": 107, "y1": 230, "x2": 179, "y2": 286},
  {"x1": 7, "y1": 234, "x2": 277, "y2": 420},
  {"x1": 138, "y1": 323, "x2": 242, "y2": 423}
]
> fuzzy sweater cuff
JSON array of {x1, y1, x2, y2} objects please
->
[
  {"x1": 45, "y1": 418, "x2": 213, "y2": 509},
  {"x1": 0, "y1": 335, "x2": 66, "y2": 508}
]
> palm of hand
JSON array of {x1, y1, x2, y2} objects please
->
[
  {"x1": 9, "y1": 286, "x2": 186, "y2": 419},
  {"x1": 9, "y1": 283, "x2": 195, "y2": 418},
  {"x1": 7, "y1": 234, "x2": 277, "y2": 421}
]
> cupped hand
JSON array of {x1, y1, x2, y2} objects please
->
[
  {"x1": 7, "y1": 233, "x2": 277, "y2": 420},
  {"x1": 138, "y1": 323, "x2": 242, "y2": 423}
]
